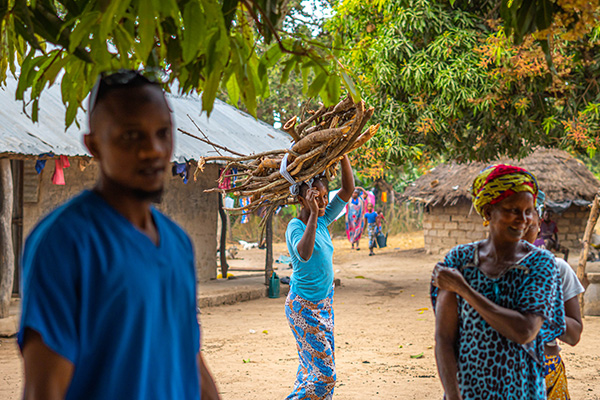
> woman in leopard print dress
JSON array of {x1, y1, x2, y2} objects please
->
[{"x1": 431, "y1": 165, "x2": 566, "y2": 400}]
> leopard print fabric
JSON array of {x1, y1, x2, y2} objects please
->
[
  {"x1": 431, "y1": 241, "x2": 566, "y2": 400},
  {"x1": 285, "y1": 287, "x2": 336, "y2": 400}
]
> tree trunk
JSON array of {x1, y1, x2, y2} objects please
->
[
  {"x1": 218, "y1": 193, "x2": 229, "y2": 278},
  {"x1": 0, "y1": 159, "x2": 14, "y2": 318},
  {"x1": 577, "y1": 193, "x2": 600, "y2": 317},
  {"x1": 265, "y1": 214, "x2": 273, "y2": 285}
]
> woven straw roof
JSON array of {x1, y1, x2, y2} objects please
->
[{"x1": 402, "y1": 148, "x2": 600, "y2": 207}]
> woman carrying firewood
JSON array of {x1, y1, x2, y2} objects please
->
[
  {"x1": 431, "y1": 165, "x2": 566, "y2": 399},
  {"x1": 285, "y1": 155, "x2": 354, "y2": 400}
]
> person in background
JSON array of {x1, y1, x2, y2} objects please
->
[
  {"x1": 364, "y1": 202, "x2": 378, "y2": 256},
  {"x1": 285, "y1": 155, "x2": 354, "y2": 399},
  {"x1": 541, "y1": 210, "x2": 570, "y2": 261},
  {"x1": 432, "y1": 164, "x2": 565, "y2": 400},
  {"x1": 361, "y1": 188, "x2": 376, "y2": 209},
  {"x1": 376, "y1": 209, "x2": 386, "y2": 232},
  {"x1": 18, "y1": 70, "x2": 220, "y2": 400},
  {"x1": 524, "y1": 191, "x2": 584, "y2": 400},
  {"x1": 345, "y1": 187, "x2": 366, "y2": 250}
]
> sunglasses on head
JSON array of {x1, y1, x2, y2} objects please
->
[{"x1": 88, "y1": 69, "x2": 167, "y2": 112}]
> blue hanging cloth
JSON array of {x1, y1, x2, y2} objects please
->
[
  {"x1": 35, "y1": 153, "x2": 54, "y2": 174},
  {"x1": 240, "y1": 197, "x2": 250, "y2": 224},
  {"x1": 172, "y1": 162, "x2": 189, "y2": 184},
  {"x1": 231, "y1": 167, "x2": 238, "y2": 187}
]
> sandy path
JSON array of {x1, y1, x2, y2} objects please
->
[
  {"x1": 200, "y1": 235, "x2": 600, "y2": 399},
  {"x1": 1, "y1": 233, "x2": 599, "y2": 399}
]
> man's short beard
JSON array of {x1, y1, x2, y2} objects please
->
[
  {"x1": 103, "y1": 174, "x2": 165, "y2": 203},
  {"x1": 131, "y1": 187, "x2": 164, "y2": 203}
]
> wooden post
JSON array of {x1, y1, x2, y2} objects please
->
[
  {"x1": 217, "y1": 193, "x2": 229, "y2": 279},
  {"x1": 0, "y1": 159, "x2": 14, "y2": 318},
  {"x1": 577, "y1": 193, "x2": 600, "y2": 317},
  {"x1": 265, "y1": 214, "x2": 274, "y2": 285}
]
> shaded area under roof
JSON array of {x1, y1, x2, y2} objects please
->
[
  {"x1": 0, "y1": 75, "x2": 291, "y2": 163},
  {"x1": 402, "y1": 148, "x2": 600, "y2": 207}
]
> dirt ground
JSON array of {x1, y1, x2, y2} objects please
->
[{"x1": 1, "y1": 232, "x2": 599, "y2": 399}]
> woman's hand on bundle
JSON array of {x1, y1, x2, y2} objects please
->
[{"x1": 432, "y1": 263, "x2": 468, "y2": 296}]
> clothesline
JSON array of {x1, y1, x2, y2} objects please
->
[{"x1": 32, "y1": 154, "x2": 201, "y2": 186}]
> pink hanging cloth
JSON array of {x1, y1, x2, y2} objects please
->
[{"x1": 52, "y1": 155, "x2": 70, "y2": 185}]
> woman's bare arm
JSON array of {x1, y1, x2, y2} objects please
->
[
  {"x1": 296, "y1": 189, "x2": 319, "y2": 261},
  {"x1": 559, "y1": 296, "x2": 583, "y2": 345},
  {"x1": 337, "y1": 155, "x2": 354, "y2": 202},
  {"x1": 434, "y1": 290, "x2": 463, "y2": 400}
]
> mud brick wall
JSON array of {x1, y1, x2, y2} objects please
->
[
  {"x1": 423, "y1": 203, "x2": 486, "y2": 255},
  {"x1": 22, "y1": 160, "x2": 219, "y2": 282},
  {"x1": 422, "y1": 203, "x2": 589, "y2": 256},
  {"x1": 554, "y1": 206, "x2": 589, "y2": 250}
]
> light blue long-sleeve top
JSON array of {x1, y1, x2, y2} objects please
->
[{"x1": 285, "y1": 195, "x2": 347, "y2": 302}]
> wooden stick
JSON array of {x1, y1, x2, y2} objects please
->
[
  {"x1": 577, "y1": 193, "x2": 600, "y2": 317},
  {"x1": 296, "y1": 104, "x2": 326, "y2": 137},
  {"x1": 291, "y1": 128, "x2": 344, "y2": 154},
  {"x1": 0, "y1": 159, "x2": 14, "y2": 318},
  {"x1": 283, "y1": 116, "x2": 301, "y2": 142},
  {"x1": 179, "y1": 128, "x2": 246, "y2": 157},
  {"x1": 202, "y1": 149, "x2": 288, "y2": 163}
]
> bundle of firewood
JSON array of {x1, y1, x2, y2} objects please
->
[{"x1": 189, "y1": 95, "x2": 379, "y2": 220}]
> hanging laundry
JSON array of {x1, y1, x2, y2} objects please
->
[
  {"x1": 60, "y1": 155, "x2": 70, "y2": 168},
  {"x1": 172, "y1": 162, "x2": 189, "y2": 184},
  {"x1": 224, "y1": 196, "x2": 235, "y2": 209},
  {"x1": 231, "y1": 167, "x2": 238, "y2": 187},
  {"x1": 218, "y1": 168, "x2": 232, "y2": 190},
  {"x1": 35, "y1": 152, "x2": 54, "y2": 174},
  {"x1": 193, "y1": 162, "x2": 202, "y2": 182},
  {"x1": 35, "y1": 160, "x2": 47, "y2": 174},
  {"x1": 52, "y1": 156, "x2": 70, "y2": 185},
  {"x1": 240, "y1": 197, "x2": 251, "y2": 224},
  {"x1": 79, "y1": 158, "x2": 92, "y2": 171}
]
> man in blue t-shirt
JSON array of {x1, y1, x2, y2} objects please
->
[
  {"x1": 18, "y1": 71, "x2": 220, "y2": 399},
  {"x1": 364, "y1": 202, "x2": 378, "y2": 256}
]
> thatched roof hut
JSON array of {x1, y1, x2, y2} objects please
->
[{"x1": 402, "y1": 148, "x2": 600, "y2": 255}]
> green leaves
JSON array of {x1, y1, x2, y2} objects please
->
[
  {"x1": 136, "y1": 0, "x2": 156, "y2": 62},
  {"x1": 68, "y1": 12, "x2": 99, "y2": 53},
  {"x1": 0, "y1": 0, "x2": 354, "y2": 127},
  {"x1": 182, "y1": 1, "x2": 205, "y2": 63},
  {"x1": 340, "y1": 69, "x2": 359, "y2": 103},
  {"x1": 329, "y1": 0, "x2": 599, "y2": 165},
  {"x1": 307, "y1": 70, "x2": 327, "y2": 98}
]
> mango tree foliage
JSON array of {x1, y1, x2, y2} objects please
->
[
  {"x1": 498, "y1": 0, "x2": 600, "y2": 46},
  {"x1": 219, "y1": 0, "x2": 328, "y2": 125},
  {"x1": 0, "y1": 0, "x2": 357, "y2": 127},
  {"x1": 327, "y1": 0, "x2": 600, "y2": 165}
]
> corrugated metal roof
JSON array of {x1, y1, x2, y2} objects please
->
[{"x1": 0, "y1": 75, "x2": 292, "y2": 163}]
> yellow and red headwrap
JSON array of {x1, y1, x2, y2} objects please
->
[{"x1": 471, "y1": 164, "x2": 538, "y2": 220}]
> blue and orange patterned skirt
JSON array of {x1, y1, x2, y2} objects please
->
[
  {"x1": 544, "y1": 354, "x2": 571, "y2": 400},
  {"x1": 285, "y1": 287, "x2": 336, "y2": 400}
]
